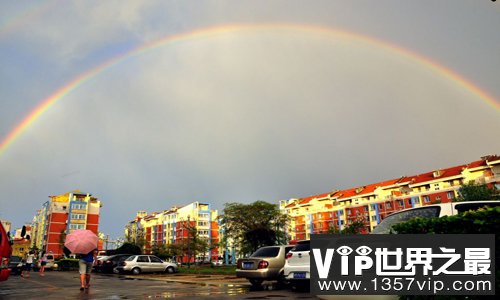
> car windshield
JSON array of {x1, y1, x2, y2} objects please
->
[
  {"x1": 250, "y1": 247, "x2": 280, "y2": 257},
  {"x1": 291, "y1": 241, "x2": 310, "y2": 252},
  {"x1": 372, "y1": 206, "x2": 441, "y2": 234}
]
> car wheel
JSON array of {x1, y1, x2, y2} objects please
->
[
  {"x1": 277, "y1": 272, "x2": 287, "y2": 287},
  {"x1": 165, "y1": 266, "x2": 174, "y2": 273},
  {"x1": 132, "y1": 267, "x2": 141, "y2": 275},
  {"x1": 249, "y1": 279, "x2": 263, "y2": 287}
]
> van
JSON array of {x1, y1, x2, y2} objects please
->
[{"x1": 372, "y1": 200, "x2": 500, "y2": 234}]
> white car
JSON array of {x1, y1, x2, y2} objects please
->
[
  {"x1": 115, "y1": 255, "x2": 178, "y2": 275},
  {"x1": 283, "y1": 240, "x2": 310, "y2": 289},
  {"x1": 372, "y1": 200, "x2": 500, "y2": 234}
]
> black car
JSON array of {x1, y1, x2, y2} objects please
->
[
  {"x1": 99, "y1": 254, "x2": 133, "y2": 273},
  {"x1": 8, "y1": 256, "x2": 23, "y2": 275}
]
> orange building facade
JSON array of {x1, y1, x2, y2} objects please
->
[
  {"x1": 31, "y1": 190, "x2": 102, "y2": 257},
  {"x1": 281, "y1": 155, "x2": 500, "y2": 240},
  {"x1": 125, "y1": 201, "x2": 219, "y2": 263}
]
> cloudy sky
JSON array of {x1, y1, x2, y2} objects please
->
[{"x1": 1, "y1": 1, "x2": 499, "y2": 239}]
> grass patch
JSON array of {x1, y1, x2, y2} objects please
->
[{"x1": 179, "y1": 265, "x2": 236, "y2": 275}]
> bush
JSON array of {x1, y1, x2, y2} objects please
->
[
  {"x1": 57, "y1": 258, "x2": 80, "y2": 271},
  {"x1": 393, "y1": 207, "x2": 499, "y2": 300}
]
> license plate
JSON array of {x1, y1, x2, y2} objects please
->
[
  {"x1": 243, "y1": 262, "x2": 253, "y2": 269},
  {"x1": 293, "y1": 272, "x2": 306, "y2": 279}
]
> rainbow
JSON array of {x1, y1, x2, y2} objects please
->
[
  {"x1": 1, "y1": 23, "x2": 499, "y2": 157},
  {"x1": 0, "y1": 0, "x2": 60, "y2": 38}
]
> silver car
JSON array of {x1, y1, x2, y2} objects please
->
[
  {"x1": 115, "y1": 255, "x2": 178, "y2": 275},
  {"x1": 236, "y1": 245, "x2": 294, "y2": 286}
]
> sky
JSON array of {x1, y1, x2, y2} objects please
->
[{"x1": 0, "y1": 1, "x2": 499, "y2": 239}]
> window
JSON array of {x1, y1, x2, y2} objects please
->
[
  {"x1": 198, "y1": 221, "x2": 208, "y2": 227},
  {"x1": 71, "y1": 203, "x2": 87, "y2": 210},
  {"x1": 69, "y1": 224, "x2": 84, "y2": 230},
  {"x1": 423, "y1": 196, "x2": 431, "y2": 203},
  {"x1": 371, "y1": 216, "x2": 377, "y2": 221},
  {"x1": 251, "y1": 247, "x2": 280, "y2": 257},
  {"x1": 291, "y1": 241, "x2": 310, "y2": 252},
  {"x1": 455, "y1": 202, "x2": 500, "y2": 213},
  {"x1": 71, "y1": 214, "x2": 85, "y2": 220},
  {"x1": 436, "y1": 196, "x2": 441, "y2": 201},
  {"x1": 398, "y1": 200, "x2": 404, "y2": 207},
  {"x1": 150, "y1": 256, "x2": 162, "y2": 263},
  {"x1": 434, "y1": 184, "x2": 440, "y2": 191},
  {"x1": 372, "y1": 207, "x2": 441, "y2": 234},
  {"x1": 363, "y1": 206, "x2": 369, "y2": 212},
  {"x1": 408, "y1": 199, "x2": 412, "y2": 206},
  {"x1": 137, "y1": 256, "x2": 149, "y2": 263},
  {"x1": 198, "y1": 213, "x2": 209, "y2": 219},
  {"x1": 385, "y1": 202, "x2": 392, "y2": 209},
  {"x1": 447, "y1": 192, "x2": 455, "y2": 199},
  {"x1": 370, "y1": 204, "x2": 377, "y2": 210}
]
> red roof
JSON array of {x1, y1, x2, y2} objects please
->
[{"x1": 409, "y1": 164, "x2": 465, "y2": 186}]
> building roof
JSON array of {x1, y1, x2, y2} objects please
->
[{"x1": 409, "y1": 164, "x2": 465, "y2": 186}]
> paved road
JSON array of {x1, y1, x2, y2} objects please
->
[{"x1": 0, "y1": 271, "x2": 315, "y2": 299}]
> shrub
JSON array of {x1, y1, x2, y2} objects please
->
[{"x1": 57, "y1": 258, "x2": 80, "y2": 271}]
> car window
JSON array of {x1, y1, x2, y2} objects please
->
[
  {"x1": 125, "y1": 255, "x2": 136, "y2": 261},
  {"x1": 149, "y1": 256, "x2": 162, "y2": 263},
  {"x1": 250, "y1": 247, "x2": 280, "y2": 257},
  {"x1": 137, "y1": 256, "x2": 149, "y2": 263},
  {"x1": 292, "y1": 241, "x2": 310, "y2": 252},
  {"x1": 285, "y1": 246, "x2": 294, "y2": 254},
  {"x1": 372, "y1": 206, "x2": 441, "y2": 234},
  {"x1": 46, "y1": 255, "x2": 54, "y2": 260},
  {"x1": 455, "y1": 202, "x2": 500, "y2": 213}
]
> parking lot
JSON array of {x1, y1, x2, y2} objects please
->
[{"x1": 0, "y1": 271, "x2": 315, "y2": 299}]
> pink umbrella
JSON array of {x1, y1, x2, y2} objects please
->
[{"x1": 64, "y1": 229, "x2": 98, "y2": 254}]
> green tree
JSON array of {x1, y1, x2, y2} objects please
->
[
  {"x1": 221, "y1": 201, "x2": 289, "y2": 255},
  {"x1": 455, "y1": 181, "x2": 499, "y2": 202},
  {"x1": 151, "y1": 242, "x2": 169, "y2": 259},
  {"x1": 327, "y1": 218, "x2": 365, "y2": 235}
]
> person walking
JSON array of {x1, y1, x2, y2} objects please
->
[
  {"x1": 21, "y1": 251, "x2": 35, "y2": 278},
  {"x1": 78, "y1": 249, "x2": 97, "y2": 291},
  {"x1": 39, "y1": 252, "x2": 48, "y2": 276}
]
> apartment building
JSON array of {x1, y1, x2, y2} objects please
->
[
  {"x1": 281, "y1": 155, "x2": 500, "y2": 240},
  {"x1": 125, "y1": 201, "x2": 219, "y2": 263},
  {"x1": 31, "y1": 190, "x2": 102, "y2": 257}
]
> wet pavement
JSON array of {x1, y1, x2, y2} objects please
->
[{"x1": 0, "y1": 271, "x2": 316, "y2": 299}]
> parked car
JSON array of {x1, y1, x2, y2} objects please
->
[
  {"x1": 236, "y1": 245, "x2": 294, "y2": 287},
  {"x1": 283, "y1": 240, "x2": 310, "y2": 289},
  {"x1": 115, "y1": 255, "x2": 178, "y2": 275},
  {"x1": 7, "y1": 256, "x2": 23, "y2": 275},
  {"x1": 372, "y1": 200, "x2": 500, "y2": 234},
  {"x1": 0, "y1": 222, "x2": 12, "y2": 281},
  {"x1": 93, "y1": 255, "x2": 109, "y2": 272},
  {"x1": 37, "y1": 253, "x2": 57, "y2": 270},
  {"x1": 98, "y1": 254, "x2": 132, "y2": 273}
]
